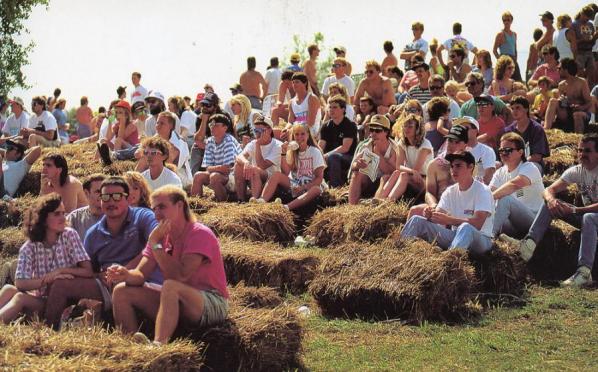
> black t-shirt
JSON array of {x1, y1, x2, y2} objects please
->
[{"x1": 320, "y1": 117, "x2": 358, "y2": 155}]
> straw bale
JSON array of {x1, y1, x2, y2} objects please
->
[
  {"x1": 309, "y1": 239, "x2": 476, "y2": 322},
  {"x1": 544, "y1": 146, "x2": 576, "y2": 176},
  {"x1": 471, "y1": 241, "x2": 528, "y2": 298},
  {"x1": 0, "y1": 323, "x2": 203, "y2": 371},
  {"x1": 220, "y1": 237, "x2": 320, "y2": 294},
  {"x1": 546, "y1": 129, "x2": 581, "y2": 148},
  {"x1": 305, "y1": 201, "x2": 409, "y2": 247},
  {"x1": 230, "y1": 282, "x2": 283, "y2": 308},
  {"x1": 200, "y1": 203, "x2": 296, "y2": 243},
  {"x1": 0, "y1": 256, "x2": 17, "y2": 287},
  {"x1": 15, "y1": 171, "x2": 41, "y2": 196},
  {"x1": 0, "y1": 227, "x2": 25, "y2": 256},
  {"x1": 318, "y1": 185, "x2": 350, "y2": 208},
  {"x1": 188, "y1": 196, "x2": 218, "y2": 215}
]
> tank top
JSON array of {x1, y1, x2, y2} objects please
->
[
  {"x1": 112, "y1": 122, "x2": 139, "y2": 145},
  {"x1": 499, "y1": 31, "x2": 516, "y2": 56},
  {"x1": 235, "y1": 108, "x2": 261, "y2": 139},
  {"x1": 291, "y1": 93, "x2": 322, "y2": 138},
  {"x1": 554, "y1": 28, "x2": 574, "y2": 59}
]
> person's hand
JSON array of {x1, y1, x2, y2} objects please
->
[
  {"x1": 546, "y1": 198, "x2": 566, "y2": 218},
  {"x1": 430, "y1": 211, "x2": 452, "y2": 225},
  {"x1": 423, "y1": 205, "x2": 435, "y2": 220},
  {"x1": 355, "y1": 157, "x2": 368, "y2": 169},
  {"x1": 291, "y1": 185, "x2": 304, "y2": 195},
  {"x1": 281, "y1": 141, "x2": 289, "y2": 154},
  {"x1": 412, "y1": 171, "x2": 423, "y2": 185},
  {"x1": 106, "y1": 264, "x2": 129, "y2": 284},
  {"x1": 243, "y1": 163, "x2": 255, "y2": 179},
  {"x1": 148, "y1": 220, "x2": 171, "y2": 247}
]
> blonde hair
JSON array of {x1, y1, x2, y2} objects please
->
[
  {"x1": 229, "y1": 94, "x2": 252, "y2": 134},
  {"x1": 327, "y1": 82, "x2": 350, "y2": 103},
  {"x1": 365, "y1": 60, "x2": 381, "y2": 72},
  {"x1": 556, "y1": 14, "x2": 572, "y2": 29},
  {"x1": 394, "y1": 114, "x2": 425, "y2": 147},
  {"x1": 123, "y1": 171, "x2": 151, "y2": 208},
  {"x1": 151, "y1": 185, "x2": 196, "y2": 222},
  {"x1": 501, "y1": 11, "x2": 513, "y2": 20},
  {"x1": 444, "y1": 80, "x2": 461, "y2": 94},
  {"x1": 286, "y1": 124, "x2": 318, "y2": 172},
  {"x1": 495, "y1": 55, "x2": 514, "y2": 80}
]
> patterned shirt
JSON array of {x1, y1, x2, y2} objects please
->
[
  {"x1": 202, "y1": 133, "x2": 242, "y2": 168},
  {"x1": 406, "y1": 85, "x2": 432, "y2": 105},
  {"x1": 15, "y1": 227, "x2": 90, "y2": 297}
]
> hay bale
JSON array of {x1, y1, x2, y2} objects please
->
[
  {"x1": 0, "y1": 194, "x2": 38, "y2": 228},
  {"x1": 15, "y1": 171, "x2": 41, "y2": 197},
  {"x1": 309, "y1": 239, "x2": 476, "y2": 322},
  {"x1": 305, "y1": 201, "x2": 409, "y2": 247},
  {"x1": 544, "y1": 146, "x2": 576, "y2": 176},
  {"x1": 188, "y1": 196, "x2": 218, "y2": 215},
  {"x1": 318, "y1": 185, "x2": 350, "y2": 208},
  {"x1": 528, "y1": 220, "x2": 581, "y2": 281},
  {"x1": 221, "y1": 237, "x2": 320, "y2": 294},
  {"x1": 230, "y1": 282, "x2": 283, "y2": 308},
  {"x1": 0, "y1": 227, "x2": 25, "y2": 256},
  {"x1": 200, "y1": 203, "x2": 295, "y2": 243},
  {"x1": 0, "y1": 323, "x2": 203, "y2": 371},
  {"x1": 471, "y1": 241, "x2": 528, "y2": 298},
  {"x1": 0, "y1": 256, "x2": 18, "y2": 287},
  {"x1": 546, "y1": 129, "x2": 581, "y2": 148}
]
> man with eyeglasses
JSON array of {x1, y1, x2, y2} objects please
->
[
  {"x1": 191, "y1": 114, "x2": 241, "y2": 201},
  {"x1": 405, "y1": 62, "x2": 432, "y2": 105},
  {"x1": 0, "y1": 140, "x2": 41, "y2": 199},
  {"x1": 354, "y1": 60, "x2": 396, "y2": 115},
  {"x1": 401, "y1": 150, "x2": 494, "y2": 256},
  {"x1": 503, "y1": 133, "x2": 598, "y2": 287},
  {"x1": 333, "y1": 46, "x2": 352, "y2": 75},
  {"x1": 422, "y1": 75, "x2": 460, "y2": 123},
  {"x1": 234, "y1": 115, "x2": 281, "y2": 202},
  {"x1": 348, "y1": 114, "x2": 398, "y2": 204},
  {"x1": 43, "y1": 176, "x2": 160, "y2": 329},
  {"x1": 459, "y1": 72, "x2": 513, "y2": 124},
  {"x1": 141, "y1": 136, "x2": 182, "y2": 191},
  {"x1": 321, "y1": 57, "x2": 355, "y2": 101}
]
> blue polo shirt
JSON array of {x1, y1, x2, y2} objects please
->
[{"x1": 84, "y1": 207, "x2": 161, "y2": 282}]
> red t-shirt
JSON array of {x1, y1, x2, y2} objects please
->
[{"x1": 478, "y1": 116, "x2": 506, "y2": 150}]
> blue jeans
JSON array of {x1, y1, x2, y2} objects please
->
[
  {"x1": 401, "y1": 215, "x2": 493, "y2": 256},
  {"x1": 492, "y1": 195, "x2": 536, "y2": 238},
  {"x1": 115, "y1": 144, "x2": 139, "y2": 160},
  {"x1": 326, "y1": 152, "x2": 353, "y2": 187}
]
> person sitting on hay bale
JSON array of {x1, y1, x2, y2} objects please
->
[
  {"x1": 504, "y1": 133, "x2": 598, "y2": 286},
  {"x1": 43, "y1": 176, "x2": 160, "y2": 329},
  {"x1": 454, "y1": 116, "x2": 496, "y2": 185},
  {"x1": 109, "y1": 185, "x2": 229, "y2": 345},
  {"x1": 401, "y1": 150, "x2": 495, "y2": 255},
  {"x1": 123, "y1": 171, "x2": 152, "y2": 209},
  {"x1": 378, "y1": 113, "x2": 433, "y2": 202},
  {"x1": 140, "y1": 137, "x2": 183, "y2": 191},
  {"x1": 260, "y1": 123, "x2": 327, "y2": 210},
  {"x1": 67, "y1": 174, "x2": 107, "y2": 240},
  {"x1": 20, "y1": 96, "x2": 61, "y2": 148},
  {"x1": 0, "y1": 193, "x2": 93, "y2": 324},
  {"x1": 348, "y1": 114, "x2": 399, "y2": 204},
  {"x1": 407, "y1": 124, "x2": 468, "y2": 218},
  {"x1": 190, "y1": 113, "x2": 241, "y2": 201},
  {"x1": 234, "y1": 115, "x2": 282, "y2": 202},
  {"x1": 40, "y1": 153, "x2": 88, "y2": 213},
  {"x1": 0, "y1": 140, "x2": 41, "y2": 199}
]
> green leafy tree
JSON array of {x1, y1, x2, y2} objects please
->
[
  {"x1": 0, "y1": 0, "x2": 49, "y2": 96},
  {"x1": 286, "y1": 32, "x2": 334, "y2": 88}
]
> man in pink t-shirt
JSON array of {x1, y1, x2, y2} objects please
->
[{"x1": 108, "y1": 186, "x2": 228, "y2": 345}]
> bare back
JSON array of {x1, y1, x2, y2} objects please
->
[
  {"x1": 240, "y1": 71, "x2": 265, "y2": 97},
  {"x1": 41, "y1": 175, "x2": 88, "y2": 213},
  {"x1": 559, "y1": 76, "x2": 591, "y2": 106}
]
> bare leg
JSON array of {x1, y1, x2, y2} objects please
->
[
  {"x1": 348, "y1": 172, "x2": 369, "y2": 205},
  {"x1": 387, "y1": 172, "x2": 411, "y2": 201},
  {"x1": 250, "y1": 170, "x2": 268, "y2": 199},
  {"x1": 0, "y1": 285, "x2": 18, "y2": 309},
  {"x1": 112, "y1": 283, "x2": 161, "y2": 334},
  {"x1": 287, "y1": 186, "x2": 321, "y2": 210},
  {"x1": 234, "y1": 162, "x2": 246, "y2": 201},
  {"x1": 0, "y1": 291, "x2": 45, "y2": 324},
  {"x1": 378, "y1": 172, "x2": 399, "y2": 199},
  {"x1": 155, "y1": 280, "x2": 205, "y2": 344},
  {"x1": 573, "y1": 111, "x2": 587, "y2": 134},
  {"x1": 544, "y1": 98, "x2": 559, "y2": 129},
  {"x1": 44, "y1": 278, "x2": 103, "y2": 329},
  {"x1": 261, "y1": 172, "x2": 289, "y2": 201},
  {"x1": 190, "y1": 171, "x2": 210, "y2": 196},
  {"x1": 209, "y1": 173, "x2": 228, "y2": 201}
]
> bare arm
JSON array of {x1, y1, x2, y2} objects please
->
[
  {"x1": 492, "y1": 174, "x2": 531, "y2": 199},
  {"x1": 381, "y1": 79, "x2": 397, "y2": 107},
  {"x1": 306, "y1": 95, "x2": 320, "y2": 127},
  {"x1": 493, "y1": 32, "x2": 504, "y2": 59}
]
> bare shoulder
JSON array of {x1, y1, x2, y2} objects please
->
[{"x1": 68, "y1": 175, "x2": 83, "y2": 187}]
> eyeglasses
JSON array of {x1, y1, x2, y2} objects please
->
[
  {"x1": 202, "y1": 103, "x2": 213, "y2": 108},
  {"x1": 430, "y1": 85, "x2": 443, "y2": 91},
  {"x1": 577, "y1": 148, "x2": 594, "y2": 154},
  {"x1": 370, "y1": 127, "x2": 385, "y2": 133},
  {"x1": 208, "y1": 122, "x2": 223, "y2": 128},
  {"x1": 333, "y1": 63, "x2": 344, "y2": 68},
  {"x1": 100, "y1": 192, "x2": 128, "y2": 202},
  {"x1": 465, "y1": 81, "x2": 478, "y2": 87},
  {"x1": 498, "y1": 147, "x2": 516, "y2": 155},
  {"x1": 254, "y1": 127, "x2": 267, "y2": 135},
  {"x1": 406, "y1": 107, "x2": 420, "y2": 113},
  {"x1": 143, "y1": 149, "x2": 163, "y2": 156},
  {"x1": 449, "y1": 54, "x2": 457, "y2": 58},
  {"x1": 365, "y1": 69, "x2": 376, "y2": 75},
  {"x1": 476, "y1": 102, "x2": 491, "y2": 107}
]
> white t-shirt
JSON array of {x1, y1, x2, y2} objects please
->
[
  {"x1": 144, "y1": 116, "x2": 157, "y2": 137},
  {"x1": 469, "y1": 142, "x2": 496, "y2": 182},
  {"x1": 562, "y1": 164, "x2": 598, "y2": 206},
  {"x1": 398, "y1": 138, "x2": 434, "y2": 175},
  {"x1": 2, "y1": 159, "x2": 30, "y2": 197},
  {"x1": 490, "y1": 162, "x2": 545, "y2": 214},
  {"x1": 265, "y1": 68, "x2": 282, "y2": 95},
  {"x1": 180, "y1": 110, "x2": 197, "y2": 137},
  {"x1": 131, "y1": 85, "x2": 148, "y2": 104},
  {"x1": 29, "y1": 111, "x2": 57, "y2": 132},
  {"x1": 99, "y1": 118, "x2": 111, "y2": 142},
  {"x1": 321, "y1": 75, "x2": 356, "y2": 97},
  {"x1": 169, "y1": 131, "x2": 192, "y2": 186},
  {"x1": 242, "y1": 138, "x2": 282, "y2": 176},
  {"x1": 437, "y1": 179, "x2": 495, "y2": 238},
  {"x1": 142, "y1": 167, "x2": 182, "y2": 191},
  {"x1": 290, "y1": 145, "x2": 327, "y2": 187},
  {"x1": 3, "y1": 112, "x2": 30, "y2": 137}
]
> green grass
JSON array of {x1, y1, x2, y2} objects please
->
[{"x1": 302, "y1": 286, "x2": 598, "y2": 371}]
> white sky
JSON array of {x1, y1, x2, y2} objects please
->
[{"x1": 11, "y1": 0, "x2": 587, "y2": 110}]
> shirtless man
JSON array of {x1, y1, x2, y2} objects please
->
[
  {"x1": 536, "y1": 11, "x2": 556, "y2": 53},
  {"x1": 40, "y1": 154, "x2": 87, "y2": 213},
  {"x1": 302, "y1": 44, "x2": 320, "y2": 97},
  {"x1": 407, "y1": 125, "x2": 468, "y2": 218},
  {"x1": 544, "y1": 58, "x2": 592, "y2": 133},
  {"x1": 239, "y1": 56, "x2": 267, "y2": 110},
  {"x1": 381, "y1": 41, "x2": 398, "y2": 77},
  {"x1": 354, "y1": 60, "x2": 396, "y2": 115}
]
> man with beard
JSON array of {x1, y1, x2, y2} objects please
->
[{"x1": 144, "y1": 91, "x2": 167, "y2": 137}]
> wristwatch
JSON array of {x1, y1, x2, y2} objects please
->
[{"x1": 152, "y1": 243, "x2": 163, "y2": 251}]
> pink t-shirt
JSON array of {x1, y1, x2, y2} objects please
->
[
  {"x1": 399, "y1": 71, "x2": 419, "y2": 92},
  {"x1": 112, "y1": 122, "x2": 140, "y2": 145},
  {"x1": 143, "y1": 222, "x2": 229, "y2": 298},
  {"x1": 531, "y1": 64, "x2": 560, "y2": 85}
]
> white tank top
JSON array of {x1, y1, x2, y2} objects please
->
[
  {"x1": 291, "y1": 92, "x2": 322, "y2": 139},
  {"x1": 554, "y1": 29, "x2": 574, "y2": 60}
]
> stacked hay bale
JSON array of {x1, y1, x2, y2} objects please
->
[
  {"x1": 188, "y1": 196, "x2": 218, "y2": 215},
  {"x1": 545, "y1": 129, "x2": 581, "y2": 148},
  {"x1": 0, "y1": 227, "x2": 25, "y2": 257},
  {"x1": 305, "y1": 201, "x2": 409, "y2": 247},
  {"x1": 528, "y1": 220, "x2": 581, "y2": 281},
  {"x1": 230, "y1": 282, "x2": 283, "y2": 309},
  {"x1": 544, "y1": 145, "x2": 577, "y2": 176},
  {"x1": 318, "y1": 185, "x2": 350, "y2": 208},
  {"x1": 0, "y1": 194, "x2": 37, "y2": 228}
]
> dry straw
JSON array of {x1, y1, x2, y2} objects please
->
[
  {"x1": 230, "y1": 282, "x2": 283, "y2": 308},
  {"x1": 0, "y1": 227, "x2": 25, "y2": 257}
]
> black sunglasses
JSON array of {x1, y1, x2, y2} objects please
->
[
  {"x1": 370, "y1": 127, "x2": 385, "y2": 133},
  {"x1": 100, "y1": 192, "x2": 128, "y2": 202},
  {"x1": 498, "y1": 147, "x2": 516, "y2": 155}
]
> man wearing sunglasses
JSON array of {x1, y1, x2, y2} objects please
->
[
  {"x1": 321, "y1": 58, "x2": 355, "y2": 101},
  {"x1": 503, "y1": 133, "x2": 598, "y2": 287},
  {"x1": 143, "y1": 91, "x2": 166, "y2": 137},
  {"x1": 234, "y1": 115, "x2": 282, "y2": 202},
  {"x1": 353, "y1": 60, "x2": 396, "y2": 115},
  {"x1": 0, "y1": 140, "x2": 41, "y2": 198},
  {"x1": 141, "y1": 137, "x2": 182, "y2": 191},
  {"x1": 44, "y1": 176, "x2": 160, "y2": 329},
  {"x1": 422, "y1": 75, "x2": 460, "y2": 123},
  {"x1": 190, "y1": 92, "x2": 226, "y2": 174},
  {"x1": 459, "y1": 72, "x2": 512, "y2": 124}
]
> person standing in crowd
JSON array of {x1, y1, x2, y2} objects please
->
[
  {"x1": 303, "y1": 44, "x2": 321, "y2": 96},
  {"x1": 240, "y1": 56, "x2": 267, "y2": 110},
  {"x1": 76, "y1": 96, "x2": 93, "y2": 140},
  {"x1": 265, "y1": 57, "x2": 282, "y2": 96},
  {"x1": 52, "y1": 98, "x2": 69, "y2": 145},
  {"x1": 130, "y1": 72, "x2": 148, "y2": 104},
  {"x1": 381, "y1": 41, "x2": 398, "y2": 77},
  {"x1": 493, "y1": 11, "x2": 522, "y2": 82},
  {"x1": 400, "y1": 22, "x2": 428, "y2": 71}
]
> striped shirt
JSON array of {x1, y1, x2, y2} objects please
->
[
  {"x1": 15, "y1": 227, "x2": 90, "y2": 297},
  {"x1": 202, "y1": 133, "x2": 242, "y2": 168},
  {"x1": 406, "y1": 85, "x2": 432, "y2": 105}
]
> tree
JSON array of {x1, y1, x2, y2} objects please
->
[
  {"x1": 286, "y1": 32, "x2": 334, "y2": 88},
  {"x1": 0, "y1": 0, "x2": 49, "y2": 96}
]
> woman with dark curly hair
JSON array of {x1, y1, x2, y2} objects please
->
[{"x1": 0, "y1": 193, "x2": 93, "y2": 324}]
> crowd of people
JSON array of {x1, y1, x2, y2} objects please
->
[{"x1": 0, "y1": 4, "x2": 597, "y2": 344}]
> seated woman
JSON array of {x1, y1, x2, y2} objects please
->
[
  {"x1": 230, "y1": 94, "x2": 261, "y2": 147},
  {"x1": 109, "y1": 186, "x2": 229, "y2": 345},
  {"x1": 103, "y1": 100, "x2": 139, "y2": 151},
  {"x1": 355, "y1": 96, "x2": 377, "y2": 141},
  {"x1": 0, "y1": 193, "x2": 93, "y2": 325},
  {"x1": 322, "y1": 82, "x2": 355, "y2": 122},
  {"x1": 473, "y1": 49, "x2": 493, "y2": 91},
  {"x1": 423, "y1": 97, "x2": 451, "y2": 155},
  {"x1": 260, "y1": 123, "x2": 327, "y2": 211},
  {"x1": 123, "y1": 171, "x2": 152, "y2": 209},
  {"x1": 489, "y1": 56, "x2": 516, "y2": 102},
  {"x1": 380, "y1": 114, "x2": 433, "y2": 202}
]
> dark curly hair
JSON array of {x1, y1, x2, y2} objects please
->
[{"x1": 24, "y1": 193, "x2": 62, "y2": 242}]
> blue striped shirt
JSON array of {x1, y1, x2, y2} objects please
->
[{"x1": 202, "y1": 133, "x2": 241, "y2": 167}]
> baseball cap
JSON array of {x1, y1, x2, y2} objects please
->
[
  {"x1": 474, "y1": 94, "x2": 494, "y2": 105},
  {"x1": 114, "y1": 100, "x2": 131, "y2": 112},
  {"x1": 445, "y1": 151, "x2": 476, "y2": 165},
  {"x1": 131, "y1": 101, "x2": 146, "y2": 113},
  {"x1": 9, "y1": 97, "x2": 25, "y2": 109},
  {"x1": 5, "y1": 139, "x2": 26, "y2": 154},
  {"x1": 539, "y1": 11, "x2": 554, "y2": 21},
  {"x1": 290, "y1": 53, "x2": 301, "y2": 62},
  {"x1": 254, "y1": 114, "x2": 274, "y2": 128},
  {"x1": 229, "y1": 83, "x2": 242, "y2": 92},
  {"x1": 453, "y1": 116, "x2": 479, "y2": 130},
  {"x1": 445, "y1": 125, "x2": 469, "y2": 142},
  {"x1": 333, "y1": 46, "x2": 346, "y2": 54},
  {"x1": 145, "y1": 90, "x2": 164, "y2": 103},
  {"x1": 196, "y1": 93, "x2": 205, "y2": 102},
  {"x1": 200, "y1": 92, "x2": 219, "y2": 106},
  {"x1": 369, "y1": 114, "x2": 391, "y2": 130}
]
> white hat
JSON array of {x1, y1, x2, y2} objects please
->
[
  {"x1": 145, "y1": 90, "x2": 165, "y2": 103},
  {"x1": 453, "y1": 116, "x2": 480, "y2": 131}
]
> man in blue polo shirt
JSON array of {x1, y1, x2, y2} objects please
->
[{"x1": 43, "y1": 176, "x2": 159, "y2": 329}]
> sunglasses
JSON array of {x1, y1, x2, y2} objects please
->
[
  {"x1": 430, "y1": 85, "x2": 443, "y2": 90},
  {"x1": 406, "y1": 107, "x2": 420, "y2": 113},
  {"x1": 146, "y1": 99, "x2": 158, "y2": 105},
  {"x1": 465, "y1": 81, "x2": 478, "y2": 87},
  {"x1": 100, "y1": 192, "x2": 128, "y2": 202},
  {"x1": 577, "y1": 148, "x2": 594, "y2": 154},
  {"x1": 5, "y1": 144, "x2": 16, "y2": 151},
  {"x1": 333, "y1": 63, "x2": 343, "y2": 68},
  {"x1": 370, "y1": 127, "x2": 385, "y2": 133},
  {"x1": 254, "y1": 127, "x2": 267, "y2": 135},
  {"x1": 208, "y1": 122, "x2": 223, "y2": 128},
  {"x1": 365, "y1": 70, "x2": 376, "y2": 75},
  {"x1": 476, "y1": 102, "x2": 491, "y2": 107},
  {"x1": 143, "y1": 149, "x2": 163, "y2": 156},
  {"x1": 498, "y1": 147, "x2": 516, "y2": 155},
  {"x1": 449, "y1": 54, "x2": 457, "y2": 58}
]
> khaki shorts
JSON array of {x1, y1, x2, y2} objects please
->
[
  {"x1": 197, "y1": 290, "x2": 229, "y2": 327},
  {"x1": 35, "y1": 135, "x2": 61, "y2": 148}
]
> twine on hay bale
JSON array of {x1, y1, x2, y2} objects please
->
[
  {"x1": 200, "y1": 203, "x2": 296, "y2": 243},
  {"x1": 471, "y1": 241, "x2": 528, "y2": 298},
  {"x1": 308, "y1": 239, "x2": 475, "y2": 322},
  {"x1": 305, "y1": 201, "x2": 409, "y2": 247},
  {"x1": 230, "y1": 282, "x2": 283, "y2": 309},
  {"x1": 0, "y1": 227, "x2": 25, "y2": 257},
  {"x1": 220, "y1": 237, "x2": 320, "y2": 294},
  {"x1": 0, "y1": 322, "x2": 203, "y2": 371}
]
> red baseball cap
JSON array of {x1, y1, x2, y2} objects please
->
[{"x1": 114, "y1": 100, "x2": 131, "y2": 112}]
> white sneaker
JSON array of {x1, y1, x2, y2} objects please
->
[
  {"x1": 132, "y1": 332, "x2": 151, "y2": 344},
  {"x1": 518, "y1": 238, "x2": 536, "y2": 262},
  {"x1": 249, "y1": 197, "x2": 258, "y2": 203},
  {"x1": 562, "y1": 266, "x2": 593, "y2": 287},
  {"x1": 274, "y1": 198, "x2": 282, "y2": 204}
]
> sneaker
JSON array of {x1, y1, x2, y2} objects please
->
[
  {"x1": 249, "y1": 197, "x2": 258, "y2": 203},
  {"x1": 562, "y1": 266, "x2": 593, "y2": 287},
  {"x1": 274, "y1": 198, "x2": 282, "y2": 204},
  {"x1": 98, "y1": 143, "x2": 113, "y2": 166},
  {"x1": 498, "y1": 233, "x2": 519, "y2": 246},
  {"x1": 518, "y1": 238, "x2": 536, "y2": 262},
  {"x1": 132, "y1": 332, "x2": 151, "y2": 344}
]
